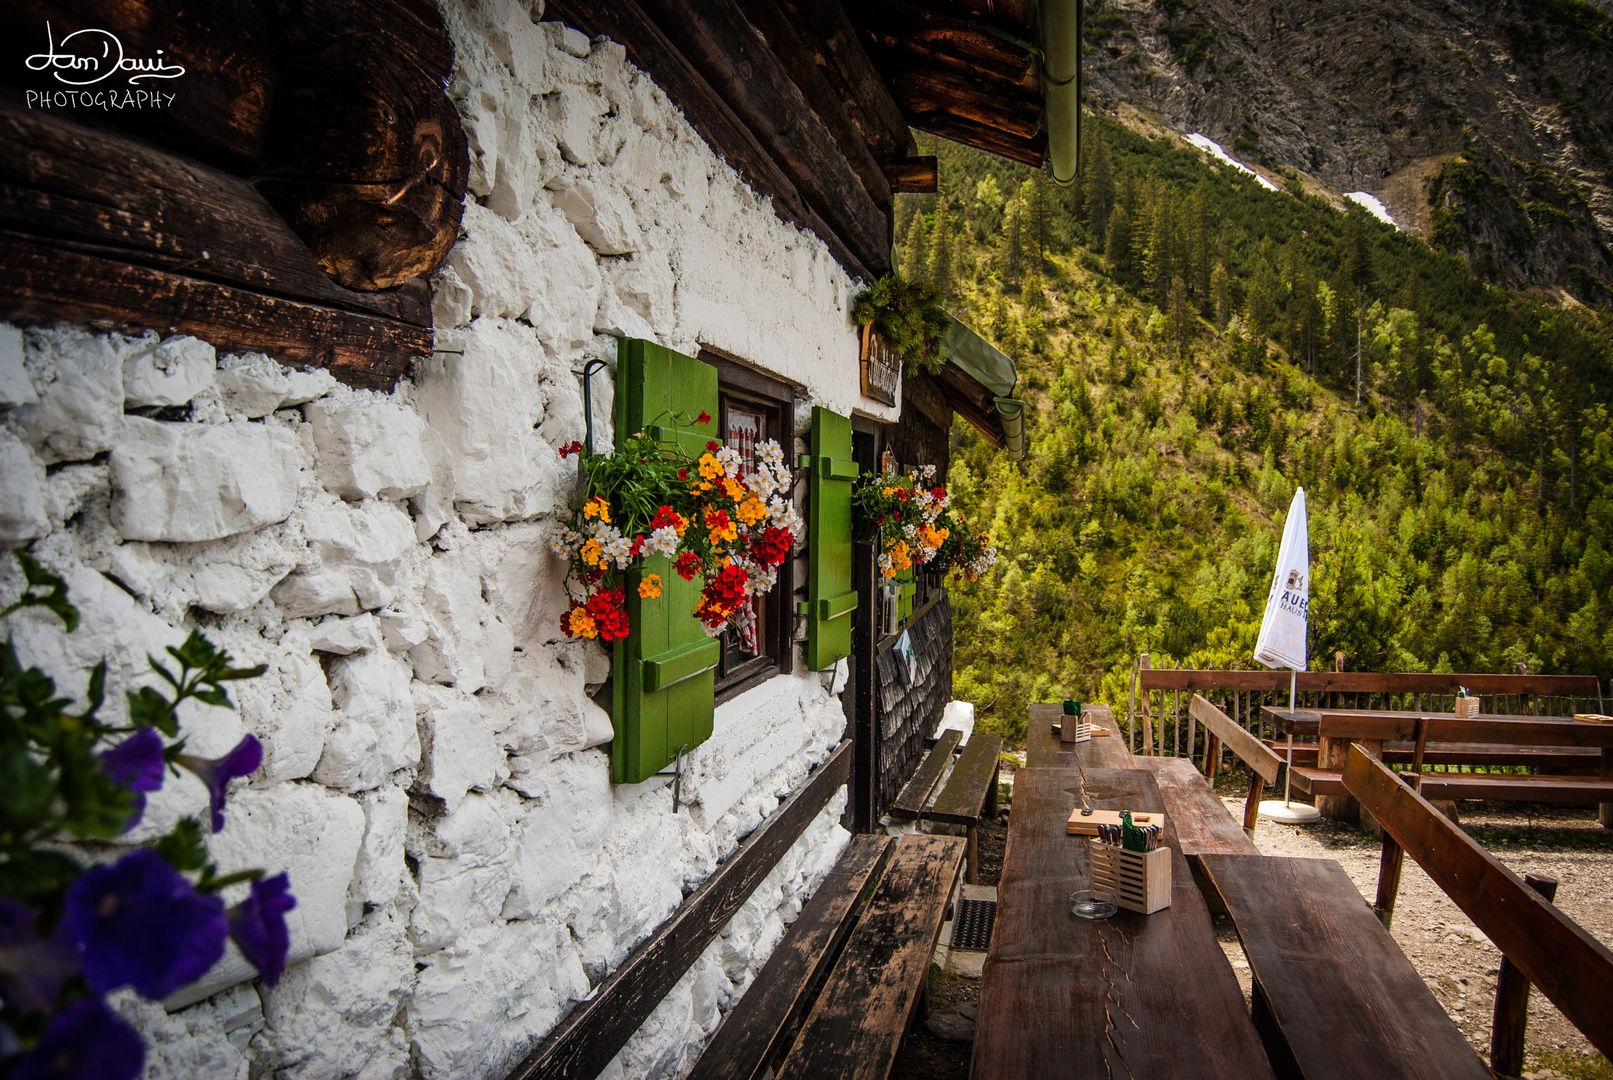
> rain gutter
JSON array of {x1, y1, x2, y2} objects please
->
[{"x1": 1039, "y1": 0, "x2": 1083, "y2": 187}]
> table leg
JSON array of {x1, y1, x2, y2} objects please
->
[
  {"x1": 965, "y1": 824, "x2": 979, "y2": 885},
  {"x1": 1600, "y1": 748, "x2": 1611, "y2": 829},
  {"x1": 1242, "y1": 770, "x2": 1263, "y2": 835}
]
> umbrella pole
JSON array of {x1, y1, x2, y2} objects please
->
[{"x1": 1284, "y1": 668, "x2": 1296, "y2": 806}]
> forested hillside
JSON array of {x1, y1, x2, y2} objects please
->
[{"x1": 905, "y1": 119, "x2": 1613, "y2": 742}]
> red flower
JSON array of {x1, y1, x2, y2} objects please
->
[
  {"x1": 695, "y1": 562, "x2": 749, "y2": 628},
  {"x1": 558, "y1": 440, "x2": 584, "y2": 459},
  {"x1": 678, "y1": 468, "x2": 689, "y2": 480},
  {"x1": 706, "y1": 441, "x2": 720, "y2": 452},
  {"x1": 651, "y1": 505, "x2": 681, "y2": 530},
  {"x1": 675, "y1": 552, "x2": 702, "y2": 581},
  {"x1": 697, "y1": 411, "x2": 712, "y2": 425},
  {"x1": 586, "y1": 587, "x2": 631, "y2": 642},
  {"x1": 931, "y1": 486, "x2": 947, "y2": 501},
  {"x1": 630, "y1": 534, "x2": 645, "y2": 557},
  {"x1": 751, "y1": 526, "x2": 794, "y2": 567}
]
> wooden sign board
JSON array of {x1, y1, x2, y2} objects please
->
[
  {"x1": 859, "y1": 323, "x2": 899, "y2": 407},
  {"x1": 1066, "y1": 809, "x2": 1165, "y2": 836}
]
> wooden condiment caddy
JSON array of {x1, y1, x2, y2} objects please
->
[
  {"x1": 1089, "y1": 841, "x2": 1172, "y2": 914},
  {"x1": 1454, "y1": 695, "x2": 1481, "y2": 718}
]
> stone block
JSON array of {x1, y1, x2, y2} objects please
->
[
  {"x1": 408, "y1": 793, "x2": 515, "y2": 955},
  {"x1": 0, "y1": 322, "x2": 36, "y2": 408},
  {"x1": 312, "y1": 650, "x2": 420, "y2": 792},
  {"x1": 502, "y1": 751, "x2": 613, "y2": 916},
  {"x1": 489, "y1": 85, "x2": 542, "y2": 220},
  {"x1": 123, "y1": 335, "x2": 216, "y2": 408},
  {"x1": 347, "y1": 786, "x2": 409, "y2": 921},
  {"x1": 216, "y1": 353, "x2": 336, "y2": 419},
  {"x1": 416, "y1": 319, "x2": 561, "y2": 525},
  {"x1": 0, "y1": 434, "x2": 48, "y2": 543},
  {"x1": 15, "y1": 327, "x2": 131, "y2": 464},
  {"x1": 110, "y1": 417, "x2": 299, "y2": 542},
  {"x1": 415, "y1": 683, "x2": 504, "y2": 813},
  {"x1": 407, "y1": 917, "x2": 590, "y2": 1080},
  {"x1": 547, "y1": 175, "x2": 642, "y2": 255},
  {"x1": 410, "y1": 421, "x2": 457, "y2": 542},
  {"x1": 172, "y1": 781, "x2": 366, "y2": 1008},
  {"x1": 541, "y1": 20, "x2": 591, "y2": 58},
  {"x1": 304, "y1": 397, "x2": 433, "y2": 502},
  {"x1": 261, "y1": 908, "x2": 415, "y2": 1080},
  {"x1": 233, "y1": 628, "x2": 335, "y2": 785},
  {"x1": 271, "y1": 496, "x2": 417, "y2": 618},
  {"x1": 111, "y1": 989, "x2": 249, "y2": 1080},
  {"x1": 409, "y1": 538, "x2": 514, "y2": 693}
]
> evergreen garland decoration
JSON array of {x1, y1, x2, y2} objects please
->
[{"x1": 851, "y1": 275, "x2": 950, "y2": 376}]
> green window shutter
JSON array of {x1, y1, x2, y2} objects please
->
[
  {"x1": 611, "y1": 338, "x2": 721, "y2": 784},
  {"x1": 897, "y1": 568, "x2": 916, "y2": 624},
  {"x1": 797, "y1": 406, "x2": 857, "y2": 670}
]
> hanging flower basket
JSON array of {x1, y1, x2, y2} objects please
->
[
  {"x1": 552, "y1": 413, "x2": 800, "y2": 641},
  {"x1": 852, "y1": 464, "x2": 997, "y2": 581},
  {"x1": 850, "y1": 275, "x2": 950, "y2": 377}
]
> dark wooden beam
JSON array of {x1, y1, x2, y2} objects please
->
[
  {"x1": 507, "y1": 740, "x2": 854, "y2": 1080},
  {"x1": 908, "y1": 110, "x2": 1044, "y2": 168},
  {"x1": 0, "y1": 0, "x2": 278, "y2": 168},
  {"x1": 774, "y1": 0, "x2": 916, "y2": 165},
  {"x1": 547, "y1": 0, "x2": 874, "y2": 280},
  {"x1": 0, "y1": 98, "x2": 428, "y2": 388},
  {"x1": 736, "y1": 0, "x2": 893, "y2": 216},
  {"x1": 883, "y1": 156, "x2": 938, "y2": 193},
  {"x1": 1343, "y1": 746, "x2": 1613, "y2": 1059},
  {"x1": 636, "y1": 0, "x2": 891, "y2": 275},
  {"x1": 1140, "y1": 669, "x2": 1602, "y2": 696},
  {"x1": 891, "y1": 67, "x2": 1044, "y2": 140}
]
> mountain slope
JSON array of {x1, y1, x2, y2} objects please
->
[{"x1": 1080, "y1": 0, "x2": 1613, "y2": 303}]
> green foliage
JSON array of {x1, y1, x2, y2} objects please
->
[
  {"x1": 905, "y1": 120, "x2": 1613, "y2": 744},
  {"x1": 851, "y1": 275, "x2": 949, "y2": 375}
]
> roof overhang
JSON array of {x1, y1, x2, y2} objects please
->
[{"x1": 934, "y1": 314, "x2": 1026, "y2": 460}]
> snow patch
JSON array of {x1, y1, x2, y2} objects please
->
[
  {"x1": 1345, "y1": 191, "x2": 1400, "y2": 229},
  {"x1": 1185, "y1": 133, "x2": 1279, "y2": 191}
]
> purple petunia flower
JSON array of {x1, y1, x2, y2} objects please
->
[
  {"x1": 6, "y1": 996, "x2": 144, "y2": 1080},
  {"x1": 0, "y1": 900, "x2": 79, "y2": 1014},
  {"x1": 176, "y1": 734, "x2": 262, "y2": 833},
  {"x1": 60, "y1": 849, "x2": 227, "y2": 1000},
  {"x1": 99, "y1": 727, "x2": 167, "y2": 830},
  {"x1": 228, "y1": 872, "x2": 296, "y2": 987}
]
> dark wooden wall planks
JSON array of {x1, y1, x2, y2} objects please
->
[{"x1": 0, "y1": 0, "x2": 465, "y2": 385}]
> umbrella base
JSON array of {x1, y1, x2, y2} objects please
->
[{"x1": 1258, "y1": 800, "x2": 1321, "y2": 823}]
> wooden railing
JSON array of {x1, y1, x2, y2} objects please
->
[
  {"x1": 1344, "y1": 745, "x2": 1613, "y2": 1070},
  {"x1": 1127, "y1": 654, "x2": 1605, "y2": 762}
]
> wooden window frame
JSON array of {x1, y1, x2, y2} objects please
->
[{"x1": 700, "y1": 351, "x2": 797, "y2": 705}]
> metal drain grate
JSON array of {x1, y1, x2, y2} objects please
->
[{"x1": 950, "y1": 898, "x2": 997, "y2": 951}]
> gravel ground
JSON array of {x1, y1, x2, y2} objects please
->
[{"x1": 1231, "y1": 789, "x2": 1613, "y2": 1076}]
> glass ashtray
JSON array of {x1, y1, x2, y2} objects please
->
[{"x1": 1070, "y1": 889, "x2": 1118, "y2": 920}]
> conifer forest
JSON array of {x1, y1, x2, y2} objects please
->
[{"x1": 916, "y1": 119, "x2": 1613, "y2": 742}]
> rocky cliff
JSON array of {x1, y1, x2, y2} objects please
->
[{"x1": 1081, "y1": 0, "x2": 1613, "y2": 304}]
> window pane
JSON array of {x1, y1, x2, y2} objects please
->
[{"x1": 724, "y1": 404, "x2": 766, "y2": 476}]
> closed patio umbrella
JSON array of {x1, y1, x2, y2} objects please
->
[{"x1": 1255, "y1": 487, "x2": 1321, "y2": 823}]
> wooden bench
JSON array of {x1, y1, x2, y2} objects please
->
[
  {"x1": 889, "y1": 729, "x2": 1004, "y2": 883},
  {"x1": 689, "y1": 833, "x2": 966, "y2": 1080},
  {"x1": 1200, "y1": 854, "x2": 1491, "y2": 1080},
  {"x1": 1188, "y1": 694, "x2": 1287, "y2": 834},
  {"x1": 1264, "y1": 739, "x2": 1603, "y2": 771},
  {"x1": 1291, "y1": 714, "x2": 1613, "y2": 824}
]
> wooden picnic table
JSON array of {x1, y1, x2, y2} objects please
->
[
  {"x1": 1026, "y1": 702, "x2": 1133, "y2": 769},
  {"x1": 973, "y1": 747, "x2": 1276, "y2": 1079}
]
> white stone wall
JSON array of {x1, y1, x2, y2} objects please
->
[{"x1": 0, "y1": 1, "x2": 884, "y2": 1075}]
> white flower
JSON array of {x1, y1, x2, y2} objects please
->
[
  {"x1": 921, "y1": 463, "x2": 937, "y2": 479},
  {"x1": 601, "y1": 532, "x2": 634, "y2": 568},
  {"x1": 903, "y1": 523, "x2": 917, "y2": 540},
  {"x1": 757, "y1": 439, "x2": 785, "y2": 468},
  {"x1": 716, "y1": 445, "x2": 743, "y2": 477},
  {"x1": 589, "y1": 520, "x2": 621, "y2": 543},
  {"x1": 645, "y1": 526, "x2": 680, "y2": 558},
  {"x1": 767, "y1": 497, "x2": 802, "y2": 534},
  {"x1": 747, "y1": 565, "x2": 778, "y2": 593},
  {"x1": 877, "y1": 552, "x2": 893, "y2": 573},
  {"x1": 550, "y1": 528, "x2": 582, "y2": 557}
]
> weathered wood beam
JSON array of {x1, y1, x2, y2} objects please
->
[
  {"x1": 1140, "y1": 669, "x2": 1602, "y2": 696},
  {"x1": 773, "y1": 0, "x2": 916, "y2": 165},
  {"x1": 891, "y1": 68, "x2": 1044, "y2": 140},
  {"x1": 736, "y1": 0, "x2": 893, "y2": 216},
  {"x1": 907, "y1": 110, "x2": 1044, "y2": 167},
  {"x1": 0, "y1": 99, "x2": 429, "y2": 387},
  {"x1": 547, "y1": 0, "x2": 874, "y2": 281},
  {"x1": 1343, "y1": 746, "x2": 1613, "y2": 1059},
  {"x1": 884, "y1": 157, "x2": 938, "y2": 193},
  {"x1": 851, "y1": 1, "x2": 1040, "y2": 87},
  {"x1": 507, "y1": 741, "x2": 853, "y2": 1080},
  {"x1": 635, "y1": 0, "x2": 891, "y2": 275},
  {"x1": 0, "y1": 0, "x2": 278, "y2": 168}
]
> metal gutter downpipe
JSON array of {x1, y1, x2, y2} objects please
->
[{"x1": 1039, "y1": 0, "x2": 1083, "y2": 187}]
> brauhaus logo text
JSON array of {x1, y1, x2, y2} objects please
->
[{"x1": 24, "y1": 22, "x2": 185, "y2": 111}]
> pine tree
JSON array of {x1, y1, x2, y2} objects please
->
[
  {"x1": 1105, "y1": 200, "x2": 1133, "y2": 276},
  {"x1": 1083, "y1": 129, "x2": 1115, "y2": 235},
  {"x1": 1168, "y1": 275, "x2": 1194, "y2": 356},
  {"x1": 1211, "y1": 262, "x2": 1232, "y2": 331},
  {"x1": 1026, "y1": 172, "x2": 1049, "y2": 270},
  {"x1": 900, "y1": 211, "x2": 929, "y2": 283},
  {"x1": 999, "y1": 194, "x2": 1026, "y2": 287},
  {"x1": 929, "y1": 202, "x2": 955, "y2": 296}
]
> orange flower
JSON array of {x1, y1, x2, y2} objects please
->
[
  {"x1": 698, "y1": 453, "x2": 723, "y2": 481},
  {"x1": 737, "y1": 496, "x2": 767, "y2": 525},
  {"x1": 890, "y1": 540, "x2": 912, "y2": 571},
  {"x1": 721, "y1": 476, "x2": 745, "y2": 500},
  {"x1": 706, "y1": 509, "x2": 737, "y2": 544},
  {"x1": 638, "y1": 573, "x2": 664, "y2": 600},
  {"x1": 567, "y1": 607, "x2": 598, "y2": 638},
  {"x1": 579, "y1": 539, "x2": 604, "y2": 567}
]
